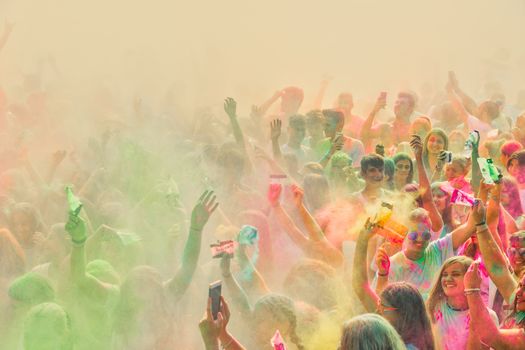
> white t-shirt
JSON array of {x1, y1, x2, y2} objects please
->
[
  {"x1": 432, "y1": 299, "x2": 498, "y2": 350},
  {"x1": 386, "y1": 234, "x2": 455, "y2": 300}
]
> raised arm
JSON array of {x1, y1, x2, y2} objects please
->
[
  {"x1": 224, "y1": 98, "x2": 246, "y2": 150},
  {"x1": 270, "y1": 119, "x2": 283, "y2": 162},
  {"x1": 165, "y1": 191, "x2": 218, "y2": 301},
  {"x1": 464, "y1": 262, "x2": 525, "y2": 349},
  {"x1": 312, "y1": 77, "x2": 332, "y2": 110},
  {"x1": 410, "y1": 135, "x2": 444, "y2": 233},
  {"x1": 291, "y1": 185, "x2": 325, "y2": 241},
  {"x1": 470, "y1": 132, "x2": 482, "y2": 194},
  {"x1": 449, "y1": 72, "x2": 479, "y2": 117},
  {"x1": 220, "y1": 255, "x2": 252, "y2": 319},
  {"x1": 449, "y1": 200, "x2": 479, "y2": 250},
  {"x1": 360, "y1": 93, "x2": 386, "y2": 143},
  {"x1": 66, "y1": 214, "x2": 116, "y2": 301},
  {"x1": 352, "y1": 220, "x2": 381, "y2": 312},
  {"x1": 318, "y1": 134, "x2": 343, "y2": 168},
  {"x1": 475, "y1": 204, "x2": 517, "y2": 303},
  {"x1": 258, "y1": 90, "x2": 282, "y2": 118}
]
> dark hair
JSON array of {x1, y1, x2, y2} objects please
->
[
  {"x1": 398, "y1": 91, "x2": 417, "y2": 108},
  {"x1": 383, "y1": 158, "x2": 395, "y2": 190},
  {"x1": 360, "y1": 154, "x2": 384, "y2": 175},
  {"x1": 507, "y1": 149, "x2": 525, "y2": 169},
  {"x1": 431, "y1": 183, "x2": 457, "y2": 231},
  {"x1": 392, "y1": 152, "x2": 414, "y2": 184},
  {"x1": 381, "y1": 282, "x2": 435, "y2": 350},
  {"x1": 289, "y1": 114, "x2": 306, "y2": 128},
  {"x1": 340, "y1": 314, "x2": 406, "y2": 350},
  {"x1": 480, "y1": 100, "x2": 500, "y2": 121},
  {"x1": 303, "y1": 174, "x2": 330, "y2": 213},
  {"x1": 322, "y1": 109, "x2": 344, "y2": 124}
]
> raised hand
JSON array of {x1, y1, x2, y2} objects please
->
[
  {"x1": 218, "y1": 296, "x2": 230, "y2": 337},
  {"x1": 290, "y1": 184, "x2": 304, "y2": 208},
  {"x1": 199, "y1": 297, "x2": 224, "y2": 347},
  {"x1": 376, "y1": 244, "x2": 391, "y2": 276},
  {"x1": 267, "y1": 183, "x2": 282, "y2": 207},
  {"x1": 191, "y1": 191, "x2": 219, "y2": 231},
  {"x1": 330, "y1": 133, "x2": 344, "y2": 153},
  {"x1": 372, "y1": 92, "x2": 387, "y2": 113},
  {"x1": 464, "y1": 261, "x2": 482, "y2": 289},
  {"x1": 410, "y1": 134, "x2": 423, "y2": 159},
  {"x1": 270, "y1": 119, "x2": 282, "y2": 141},
  {"x1": 468, "y1": 199, "x2": 486, "y2": 226},
  {"x1": 224, "y1": 97, "x2": 237, "y2": 119},
  {"x1": 65, "y1": 214, "x2": 87, "y2": 245},
  {"x1": 250, "y1": 105, "x2": 264, "y2": 119}
]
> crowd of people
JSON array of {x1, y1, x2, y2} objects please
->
[{"x1": 1, "y1": 22, "x2": 525, "y2": 350}]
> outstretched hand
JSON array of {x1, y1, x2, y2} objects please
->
[
  {"x1": 65, "y1": 214, "x2": 87, "y2": 245},
  {"x1": 410, "y1": 135, "x2": 423, "y2": 159},
  {"x1": 376, "y1": 244, "x2": 391, "y2": 275},
  {"x1": 224, "y1": 97, "x2": 237, "y2": 119},
  {"x1": 290, "y1": 184, "x2": 304, "y2": 208},
  {"x1": 270, "y1": 119, "x2": 282, "y2": 141},
  {"x1": 191, "y1": 191, "x2": 219, "y2": 231},
  {"x1": 199, "y1": 297, "x2": 224, "y2": 346},
  {"x1": 468, "y1": 199, "x2": 486, "y2": 227},
  {"x1": 267, "y1": 183, "x2": 282, "y2": 207},
  {"x1": 464, "y1": 261, "x2": 482, "y2": 289}
]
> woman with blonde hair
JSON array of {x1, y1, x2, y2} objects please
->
[{"x1": 427, "y1": 256, "x2": 498, "y2": 349}]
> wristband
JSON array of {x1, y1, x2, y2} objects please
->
[
  {"x1": 72, "y1": 237, "x2": 87, "y2": 246},
  {"x1": 378, "y1": 271, "x2": 389, "y2": 277},
  {"x1": 475, "y1": 221, "x2": 486, "y2": 227},
  {"x1": 464, "y1": 288, "x2": 481, "y2": 295}
]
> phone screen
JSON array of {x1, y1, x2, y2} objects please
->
[{"x1": 208, "y1": 280, "x2": 222, "y2": 320}]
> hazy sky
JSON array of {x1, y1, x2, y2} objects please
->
[{"x1": 2, "y1": 0, "x2": 525, "y2": 113}]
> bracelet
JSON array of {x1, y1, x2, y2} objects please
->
[
  {"x1": 476, "y1": 224, "x2": 489, "y2": 232},
  {"x1": 475, "y1": 221, "x2": 486, "y2": 226},
  {"x1": 72, "y1": 237, "x2": 87, "y2": 246},
  {"x1": 378, "y1": 271, "x2": 389, "y2": 277},
  {"x1": 464, "y1": 288, "x2": 481, "y2": 295},
  {"x1": 190, "y1": 226, "x2": 202, "y2": 232}
]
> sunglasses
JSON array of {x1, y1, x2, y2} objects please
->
[
  {"x1": 508, "y1": 247, "x2": 525, "y2": 258},
  {"x1": 396, "y1": 164, "x2": 411, "y2": 170},
  {"x1": 407, "y1": 231, "x2": 432, "y2": 241}
]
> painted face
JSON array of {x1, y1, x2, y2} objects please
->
[
  {"x1": 395, "y1": 159, "x2": 411, "y2": 178},
  {"x1": 432, "y1": 189, "x2": 448, "y2": 212},
  {"x1": 441, "y1": 262, "x2": 467, "y2": 297},
  {"x1": 508, "y1": 235, "x2": 525, "y2": 273},
  {"x1": 445, "y1": 162, "x2": 464, "y2": 181},
  {"x1": 426, "y1": 134, "x2": 445, "y2": 155},
  {"x1": 11, "y1": 211, "x2": 34, "y2": 246},
  {"x1": 406, "y1": 222, "x2": 432, "y2": 254}
]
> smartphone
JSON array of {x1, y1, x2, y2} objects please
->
[{"x1": 208, "y1": 280, "x2": 222, "y2": 320}]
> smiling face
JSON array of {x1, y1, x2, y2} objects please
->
[
  {"x1": 362, "y1": 165, "x2": 384, "y2": 188},
  {"x1": 405, "y1": 221, "x2": 432, "y2": 257},
  {"x1": 426, "y1": 133, "x2": 445, "y2": 155},
  {"x1": 432, "y1": 188, "x2": 448, "y2": 213},
  {"x1": 394, "y1": 159, "x2": 411, "y2": 179},
  {"x1": 445, "y1": 162, "x2": 465, "y2": 181},
  {"x1": 441, "y1": 262, "x2": 467, "y2": 298},
  {"x1": 515, "y1": 274, "x2": 525, "y2": 312}
]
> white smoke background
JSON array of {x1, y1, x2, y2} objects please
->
[{"x1": 1, "y1": 0, "x2": 525, "y2": 348}]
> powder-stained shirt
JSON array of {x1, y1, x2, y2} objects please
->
[
  {"x1": 432, "y1": 299, "x2": 498, "y2": 350},
  {"x1": 386, "y1": 234, "x2": 454, "y2": 300}
]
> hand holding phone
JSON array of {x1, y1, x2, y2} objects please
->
[{"x1": 208, "y1": 280, "x2": 222, "y2": 320}]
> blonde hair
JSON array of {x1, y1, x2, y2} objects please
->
[{"x1": 426, "y1": 256, "x2": 473, "y2": 322}]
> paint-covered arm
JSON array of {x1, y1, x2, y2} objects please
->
[
  {"x1": 465, "y1": 262, "x2": 525, "y2": 349},
  {"x1": 220, "y1": 255, "x2": 253, "y2": 319},
  {"x1": 258, "y1": 90, "x2": 282, "y2": 118},
  {"x1": 486, "y1": 182, "x2": 504, "y2": 250},
  {"x1": 223, "y1": 98, "x2": 246, "y2": 152},
  {"x1": 410, "y1": 135, "x2": 444, "y2": 233},
  {"x1": 319, "y1": 134, "x2": 343, "y2": 168},
  {"x1": 66, "y1": 214, "x2": 116, "y2": 301},
  {"x1": 166, "y1": 191, "x2": 218, "y2": 301},
  {"x1": 352, "y1": 220, "x2": 381, "y2": 313}
]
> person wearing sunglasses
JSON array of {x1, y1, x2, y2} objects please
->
[{"x1": 352, "y1": 220, "x2": 435, "y2": 350}]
